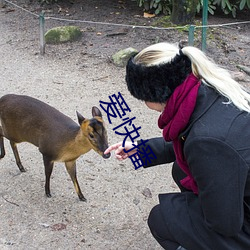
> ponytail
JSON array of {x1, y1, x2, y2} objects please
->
[{"x1": 182, "y1": 46, "x2": 250, "y2": 112}]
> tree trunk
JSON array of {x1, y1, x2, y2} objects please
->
[{"x1": 171, "y1": 0, "x2": 198, "y2": 25}]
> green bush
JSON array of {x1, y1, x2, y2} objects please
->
[
  {"x1": 212, "y1": 0, "x2": 250, "y2": 17},
  {"x1": 136, "y1": 0, "x2": 250, "y2": 17},
  {"x1": 135, "y1": 0, "x2": 172, "y2": 15},
  {"x1": 196, "y1": 0, "x2": 216, "y2": 15}
]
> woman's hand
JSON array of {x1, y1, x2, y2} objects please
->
[{"x1": 104, "y1": 141, "x2": 137, "y2": 160}]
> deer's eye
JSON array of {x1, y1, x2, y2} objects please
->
[{"x1": 89, "y1": 133, "x2": 94, "y2": 139}]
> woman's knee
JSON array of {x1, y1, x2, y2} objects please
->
[
  {"x1": 148, "y1": 205, "x2": 179, "y2": 249},
  {"x1": 148, "y1": 204, "x2": 161, "y2": 232}
]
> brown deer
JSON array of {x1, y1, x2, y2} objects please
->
[{"x1": 0, "y1": 94, "x2": 110, "y2": 201}]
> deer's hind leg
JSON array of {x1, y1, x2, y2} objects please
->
[
  {"x1": 10, "y1": 141, "x2": 26, "y2": 172},
  {"x1": 0, "y1": 126, "x2": 5, "y2": 159},
  {"x1": 65, "y1": 161, "x2": 86, "y2": 202},
  {"x1": 43, "y1": 155, "x2": 54, "y2": 198}
]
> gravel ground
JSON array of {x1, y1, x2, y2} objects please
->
[{"x1": 0, "y1": 1, "x2": 249, "y2": 249}]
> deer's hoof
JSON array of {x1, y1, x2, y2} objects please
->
[
  {"x1": 46, "y1": 193, "x2": 52, "y2": 198},
  {"x1": 79, "y1": 196, "x2": 87, "y2": 202}
]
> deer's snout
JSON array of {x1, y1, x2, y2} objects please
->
[{"x1": 102, "y1": 152, "x2": 111, "y2": 159}]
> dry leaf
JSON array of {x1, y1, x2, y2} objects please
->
[
  {"x1": 143, "y1": 12, "x2": 155, "y2": 18},
  {"x1": 51, "y1": 223, "x2": 67, "y2": 231}
]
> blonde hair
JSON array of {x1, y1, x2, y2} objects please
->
[{"x1": 134, "y1": 42, "x2": 250, "y2": 113}]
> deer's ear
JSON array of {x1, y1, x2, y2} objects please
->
[
  {"x1": 76, "y1": 111, "x2": 85, "y2": 125},
  {"x1": 92, "y1": 106, "x2": 102, "y2": 118}
]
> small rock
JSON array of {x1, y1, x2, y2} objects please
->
[
  {"x1": 231, "y1": 71, "x2": 247, "y2": 82},
  {"x1": 0, "y1": 0, "x2": 6, "y2": 8},
  {"x1": 39, "y1": 223, "x2": 50, "y2": 228},
  {"x1": 133, "y1": 197, "x2": 140, "y2": 205},
  {"x1": 45, "y1": 26, "x2": 82, "y2": 44},
  {"x1": 5, "y1": 241, "x2": 15, "y2": 246},
  {"x1": 142, "y1": 187, "x2": 152, "y2": 198},
  {"x1": 236, "y1": 65, "x2": 250, "y2": 76},
  {"x1": 112, "y1": 47, "x2": 138, "y2": 67}
]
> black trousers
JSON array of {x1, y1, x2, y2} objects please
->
[
  {"x1": 148, "y1": 162, "x2": 250, "y2": 250},
  {"x1": 148, "y1": 162, "x2": 188, "y2": 250}
]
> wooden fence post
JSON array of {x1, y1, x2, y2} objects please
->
[{"x1": 39, "y1": 11, "x2": 45, "y2": 55}]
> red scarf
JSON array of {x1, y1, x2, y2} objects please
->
[{"x1": 158, "y1": 73, "x2": 201, "y2": 194}]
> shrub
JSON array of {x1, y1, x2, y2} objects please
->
[
  {"x1": 135, "y1": 0, "x2": 172, "y2": 15},
  {"x1": 136, "y1": 0, "x2": 250, "y2": 17}
]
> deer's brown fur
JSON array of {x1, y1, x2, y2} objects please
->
[{"x1": 0, "y1": 94, "x2": 110, "y2": 201}]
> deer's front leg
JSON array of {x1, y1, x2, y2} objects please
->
[{"x1": 65, "y1": 160, "x2": 86, "y2": 202}]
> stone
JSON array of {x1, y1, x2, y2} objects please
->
[
  {"x1": 112, "y1": 47, "x2": 138, "y2": 67},
  {"x1": 45, "y1": 26, "x2": 82, "y2": 44},
  {"x1": 231, "y1": 71, "x2": 247, "y2": 82},
  {"x1": 237, "y1": 65, "x2": 250, "y2": 76},
  {"x1": 142, "y1": 187, "x2": 152, "y2": 198},
  {"x1": 0, "y1": 0, "x2": 6, "y2": 8}
]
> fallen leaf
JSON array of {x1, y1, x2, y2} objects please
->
[
  {"x1": 143, "y1": 12, "x2": 155, "y2": 18},
  {"x1": 51, "y1": 223, "x2": 67, "y2": 231}
]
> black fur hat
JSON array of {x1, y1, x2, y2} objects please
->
[{"x1": 125, "y1": 52, "x2": 192, "y2": 103}]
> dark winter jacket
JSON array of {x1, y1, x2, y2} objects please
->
[{"x1": 140, "y1": 84, "x2": 250, "y2": 249}]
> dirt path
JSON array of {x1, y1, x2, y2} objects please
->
[
  {"x1": 0, "y1": 1, "x2": 249, "y2": 249},
  {"x1": 0, "y1": 3, "x2": 176, "y2": 250}
]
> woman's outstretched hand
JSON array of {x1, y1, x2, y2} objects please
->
[{"x1": 104, "y1": 141, "x2": 137, "y2": 160}]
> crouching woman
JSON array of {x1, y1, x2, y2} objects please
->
[{"x1": 105, "y1": 42, "x2": 250, "y2": 249}]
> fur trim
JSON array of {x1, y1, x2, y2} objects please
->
[{"x1": 125, "y1": 53, "x2": 192, "y2": 103}]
